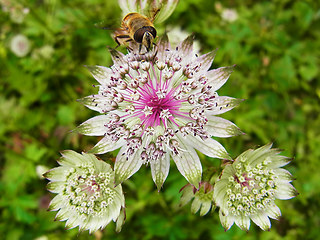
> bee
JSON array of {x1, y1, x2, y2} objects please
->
[{"x1": 113, "y1": 11, "x2": 159, "y2": 53}]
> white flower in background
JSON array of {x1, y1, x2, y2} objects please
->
[
  {"x1": 167, "y1": 26, "x2": 201, "y2": 53},
  {"x1": 32, "y1": 45, "x2": 55, "y2": 60},
  {"x1": 44, "y1": 151, "x2": 125, "y2": 233},
  {"x1": 77, "y1": 35, "x2": 242, "y2": 190},
  {"x1": 0, "y1": 1, "x2": 29, "y2": 23},
  {"x1": 10, "y1": 34, "x2": 30, "y2": 57},
  {"x1": 34, "y1": 236, "x2": 48, "y2": 240},
  {"x1": 118, "y1": 0, "x2": 179, "y2": 24},
  {"x1": 213, "y1": 144, "x2": 298, "y2": 231},
  {"x1": 221, "y1": 8, "x2": 238, "y2": 22}
]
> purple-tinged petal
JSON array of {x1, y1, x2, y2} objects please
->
[
  {"x1": 150, "y1": 151, "x2": 170, "y2": 191},
  {"x1": 85, "y1": 65, "x2": 112, "y2": 85},
  {"x1": 172, "y1": 134, "x2": 202, "y2": 187},
  {"x1": 206, "y1": 65, "x2": 235, "y2": 92},
  {"x1": 77, "y1": 95, "x2": 118, "y2": 113},
  {"x1": 88, "y1": 137, "x2": 126, "y2": 154},
  {"x1": 185, "y1": 135, "x2": 231, "y2": 160},
  {"x1": 114, "y1": 147, "x2": 143, "y2": 185},
  {"x1": 206, "y1": 96, "x2": 244, "y2": 115},
  {"x1": 206, "y1": 115, "x2": 243, "y2": 138},
  {"x1": 235, "y1": 215, "x2": 250, "y2": 231}
]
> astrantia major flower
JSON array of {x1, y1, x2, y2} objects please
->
[
  {"x1": 44, "y1": 151, "x2": 125, "y2": 233},
  {"x1": 77, "y1": 35, "x2": 242, "y2": 189},
  {"x1": 213, "y1": 144, "x2": 298, "y2": 231}
]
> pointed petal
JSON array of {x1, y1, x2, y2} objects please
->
[
  {"x1": 152, "y1": 0, "x2": 179, "y2": 24},
  {"x1": 213, "y1": 179, "x2": 229, "y2": 206},
  {"x1": 75, "y1": 115, "x2": 111, "y2": 136},
  {"x1": 77, "y1": 95, "x2": 118, "y2": 113},
  {"x1": 179, "y1": 185, "x2": 194, "y2": 207},
  {"x1": 250, "y1": 212, "x2": 271, "y2": 231},
  {"x1": 48, "y1": 195, "x2": 66, "y2": 211},
  {"x1": 108, "y1": 48, "x2": 127, "y2": 66},
  {"x1": 157, "y1": 34, "x2": 170, "y2": 63},
  {"x1": 199, "y1": 200, "x2": 212, "y2": 216},
  {"x1": 150, "y1": 151, "x2": 170, "y2": 191},
  {"x1": 206, "y1": 97, "x2": 244, "y2": 115},
  {"x1": 65, "y1": 215, "x2": 81, "y2": 230},
  {"x1": 55, "y1": 207, "x2": 70, "y2": 222},
  {"x1": 113, "y1": 184, "x2": 126, "y2": 208},
  {"x1": 206, "y1": 65, "x2": 235, "y2": 91},
  {"x1": 172, "y1": 135, "x2": 202, "y2": 187},
  {"x1": 119, "y1": 0, "x2": 178, "y2": 24},
  {"x1": 186, "y1": 135, "x2": 231, "y2": 160},
  {"x1": 219, "y1": 164, "x2": 236, "y2": 180},
  {"x1": 219, "y1": 210, "x2": 235, "y2": 231},
  {"x1": 273, "y1": 168, "x2": 295, "y2": 183},
  {"x1": 43, "y1": 166, "x2": 67, "y2": 181},
  {"x1": 114, "y1": 147, "x2": 143, "y2": 185},
  {"x1": 108, "y1": 198, "x2": 123, "y2": 222},
  {"x1": 245, "y1": 143, "x2": 275, "y2": 165},
  {"x1": 206, "y1": 115, "x2": 243, "y2": 138},
  {"x1": 85, "y1": 65, "x2": 112, "y2": 85},
  {"x1": 191, "y1": 198, "x2": 201, "y2": 214},
  {"x1": 265, "y1": 203, "x2": 281, "y2": 220},
  {"x1": 58, "y1": 150, "x2": 87, "y2": 166},
  {"x1": 274, "y1": 182, "x2": 298, "y2": 199},
  {"x1": 195, "y1": 49, "x2": 217, "y2": 72},
  {"x1": 177, "y1": 35, "x2": 194, "y2": 58},
  {"x1": 118, "y1": 0, "x2": 138, "y2": 14},
  {"x1": 235, "y1": 215, "x2": 250, "y2": 231},
  {"x1": 116, "y1": 207, "x2": 126, "y2": 233},
  {"x1": 88, "y1": 137, "x2": 125, "y2": 154},
  {"x1": 47, "y1": 182, "x2": 65, "y2": 193},
  {"x1": 268, "y1": 155, "x2": 291, "y2": 168}
]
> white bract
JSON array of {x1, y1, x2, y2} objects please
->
[
  {"x1": 44, "y1": 151, "x2": 125, "y2": 233},
  {"x1": 213, "y1": 144, "x2": 298, "y2": 231},
  {"x1": 118, "y1": 0, "x2": 179, "y2": 24},
  {"x1": 77, "y1": 35, "x2": 242, "y2": 190}
]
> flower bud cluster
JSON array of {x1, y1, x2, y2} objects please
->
[
  {"x1": 45, "y1": 151, "x2": 125, "y2": 233},
  {"x1": 214, "y1": 144, "x2": 297, "y2": 231}
]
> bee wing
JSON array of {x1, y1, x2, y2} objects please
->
[{"x1": 94, "y1": 18, "x2": 121, "y2": 31}]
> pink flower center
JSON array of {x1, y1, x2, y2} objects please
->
[{"x1": 139, "y1": 87, "x2": 181, "y2": 128}]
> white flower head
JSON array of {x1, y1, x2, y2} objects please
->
[
  {"x1": 44, "y1": 151, "x2": 125, "y2": 233},
  {"x1": 118, "y1": 0, "x2": 179, "y2": 24},
  {"x1": 213, "y1": 144, "x2": 298, "y2": 231},
  {"x1": 10, "y1": 34, "x2": 31, "y2": 57},
  {"x1": 221, "y1": 8, "x2": 238, "y2": 22},
  {"x1": 77, "y1": 35, "x2": 243, "y2": 190}
]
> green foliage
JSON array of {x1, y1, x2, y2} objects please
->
[{"x1": 0, "y1": 0, "x2": 319, "y2": 239}]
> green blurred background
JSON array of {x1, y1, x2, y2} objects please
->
[{"x1": 1, "y1": 0, "x2": 319, "y2": 239}]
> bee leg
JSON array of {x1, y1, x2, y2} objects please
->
[
  {"x1": 114, "y1": 34, "x2": 131, "y2": 46},
  {"x1": 123, "y1": 39, "x2": 134, "y2": 51},
  {"x1": 139, "y1": 44, "x2": 142, "y2": 54}
]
